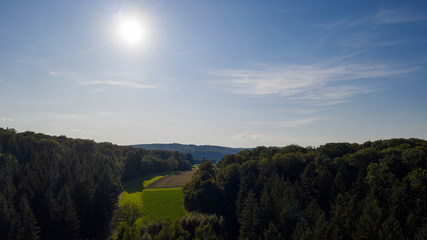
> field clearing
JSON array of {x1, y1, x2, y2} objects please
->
[
  {"x1": 146, "y1": 169, "x2": 196, "y2": 188},
  {"x1": 142, "y1": 187, "x2": 185, "y2": 221},
  {"x1": 118, "y1": 169, "x2": 196, "y2": 224},
  {"x1": 123, "y1": 174, "x2": 169, "y2": 193}
]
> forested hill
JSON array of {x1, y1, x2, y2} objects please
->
[
  {"x1": 132, "y1": 143, "x2": 245, "y2": 162},
  {"x1": 2, "y1": 127, "x2": 426, "y2": 240},
  {"x1": 182, "y1": 139, "x2": 427, "y2": 240},
  {"x1": 0, "y1": 128, "x2": 193, "y2": 240}
]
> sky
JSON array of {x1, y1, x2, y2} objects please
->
[{"x1": 1, "y1": 0, "x2": 427, "y2": 148}]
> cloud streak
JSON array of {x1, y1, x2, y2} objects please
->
[
  {"x1": 232, "y1": 132, "x2": 271, "y2": 141},
  {"x1": 213, "y1": 62, "x2": 410, "y2": 105},
  {"x1": 316, "y1": 6, "x2": 427, "y2": 52},
  {"x1": 318, "y1": 7, "x2": 427, "y2": 30},
  {"x1": 78, "y1": 80, "x2": 157, "y2": 89},
  {"x1": 1, "y1": 117, "x2": 14, "y2": 122},
  {"x1": 375, "y1": 8, "x2": 427, "y2": 24},
  {"x1": 246, "y1": 117, "x2": 321, "y2": 128}
]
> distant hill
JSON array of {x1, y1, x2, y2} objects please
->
[{"x1": 131, "y1": 143, "x2": 246, "y2": 162}]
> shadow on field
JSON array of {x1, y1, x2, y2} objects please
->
[{"x1": 123, "y1": 178, "x2": 145, "y2": 194}]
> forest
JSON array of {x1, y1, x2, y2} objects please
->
[
  {"x1": 112, "y1": 138, "x2": 427, "y2": 240},
  {"x1": 1, "y1": 127, "x2": 426, "y2": 240},
  {"x1": 181, "y1": 138, "x2": 427, "y2": 240},
  {"x1": 0, "y1": 128, "x2": 192, "y2": 239}
]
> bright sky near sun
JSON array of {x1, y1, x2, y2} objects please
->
[{"x1": 1, "y1": 0, "x2": 427, "y2": 148}]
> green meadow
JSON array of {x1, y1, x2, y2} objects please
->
[
  {"x1": 120, "y1": 174, "x2": 186, "y2": 223},
  {"x1": 120, "y1": 191, "x2": 142, "y2": 207},
  {"x1": 141, "y1": 187, "x2": 185, "y2": 221}
]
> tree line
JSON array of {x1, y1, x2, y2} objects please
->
[
  {"x1": 109, "y1": 138, "x2": 427, "y2": 240},
  {"x1": 182, "y1": 139, "x2": 427, "y2": 239},
  {"x1": 1, "y1": 127, "x2": 426, "y2": 240},
  {"x1": 0, "y1": 128, "x2": 192, "y2": 240}
]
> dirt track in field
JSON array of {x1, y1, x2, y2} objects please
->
[{"x1": 146, "y1": 169, "x2": 197, "y2": 188}]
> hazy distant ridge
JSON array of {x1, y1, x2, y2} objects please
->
[{"x1": 132, "y1": 143, "x2": 245, "y2": 162}]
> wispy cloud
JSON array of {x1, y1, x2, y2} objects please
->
[
  {"x1": 47, "y1": 71, "x2": 64, "y2": 76},
  {"x1": 1, "y1": 117, "x2": 14, "y2": 122},
  {"x1": 275, "y1": 118, "x2": 320, "y2": 127},
  {"x1": 213, "y1": 62, "x2": 410, "y2": 105},
  {"x1": 318, "y1": 7, "x2": 427, "y2": 30},
  {"x1": 101, "y1": 71, "x2": 137, "y2": 78},
  {"x1": 246, "y1": 117, "x2": 321, "y2": 128},
  {"x1": 78, "y1": 80, "x2": 157, "y2": 89},
  {"x1": 90, "y1": 88, "x2": 106, "y2": 94},
  {"x1": 375, "y1": 8, "x2": 427, "y2": 24},
  {"x1": 315, "y1": 17, "x2": 369, "y2": 30},
  {"x1": 232, "y1": 132, "x2": 271, "y2": 141},
  {"x1": 316, "y1": 6, "x2": 427, "y2": 51},
  {"x1": 337, "y1": 34, "x2": 420, "y2": 51}
]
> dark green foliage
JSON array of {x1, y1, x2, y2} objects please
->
[
  {"x1": 183, "y1": 138, "x2": 427, "y2": 240},
  {"x1": 9, "y1": 195, "x2": 41, "y2": 240},
  {"x1": 183, "y1": 161, "x2": 222, "y2": 214},
  {"x1": 414, "y1": 223, "x2": 427, "y2": 240},
  {"x1": 353, "y1": 196, "x2": 382, "y2": 240},
  {"x1": 180, "y1": 212, "x2": 226, "y2": 239},
  {"x1": 0, "y1": 128, "x2": 193, "y2": 239},
  {"x1": 141, "y1": 220, "x2": 164, "y2": 237},
  {"x1": 379, "y1": 215, "x2": 404, "y2": 240},
  {"x1": 122, "y1": 148, "x2": 192, "y2": 182},
  {"x1": 154, "y1": 219, "x2": 191, "y2": 240},
  {"x1": 111, "y1": 202, "x2": 143, "y2": 229},
  {"x1": 136, "y1": 213, "x2": 224, "y2": 240},
  {"x1": 263, "y1": 221, "x2": 282, "y2": 240},
  {"x1": 195, "y1": 221, "x2": 216, "y2": 240},
  {"x1": 238, "y1": 190, "x2": 260, "y2": 240}
]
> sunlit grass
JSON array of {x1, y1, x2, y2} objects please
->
[
  {"x1": 119, "y1": 175, "x2": 186, "y2": 223},
  {"x1": 141, "y1": 187, "x2": 185, "y2": 221},
  {"x1": 143, "y1": 175, "x2": 167, "y2": 188},
  {"x1": 119, "y1": 191, "x2": 142, "y2": 207},
  {"x1": 123, "y1": 173, "x2": 169, "y2": 193}
]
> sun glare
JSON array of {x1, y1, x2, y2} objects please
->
[
  {"x1": 119, "y1": 19, "x2": 143, "y2": 44},
  {"x1": 115, "y1": 14, "x2": 148, "y2": 47}
]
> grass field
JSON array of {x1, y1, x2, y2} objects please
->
[
  {"x1": 120, "y1": 191, "x2": 142, "y2": 207},
  {"x1": 141, "y1": 187, "x2": 185, "y2": 221},
  {"x1": 119, "y1": 169, "x2": 196, "y2": 223}
]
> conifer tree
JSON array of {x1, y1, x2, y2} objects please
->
[
  {"x1": 263, "y1": 221, "x2": 282, "y2": 240},
  {"x1": 238, "y1": 190, "x2": 260, "y2": 240},
  {"x1": 379, "y1": 215, "x2": 404, "y2": 240},
  {"x1": 195, "y1": 222, "x2": 216, "y2": 240},
  {"x1": 9, "y1": 195, "x2": 41, "y2": 240},
  {"x1": 353, "y1": 197, "x2": 382, "y2": 240}
]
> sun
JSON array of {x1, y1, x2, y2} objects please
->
[
  {"x1": 119, "y1": 19, "x2": 143, "y2": 44},
  {"x1": 116, "y1": 16, "x2": 146, "y2": 46}
]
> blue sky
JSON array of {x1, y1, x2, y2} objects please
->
[{"x1": 1, "y1": 0, "x2": 426, "y2": 147}]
